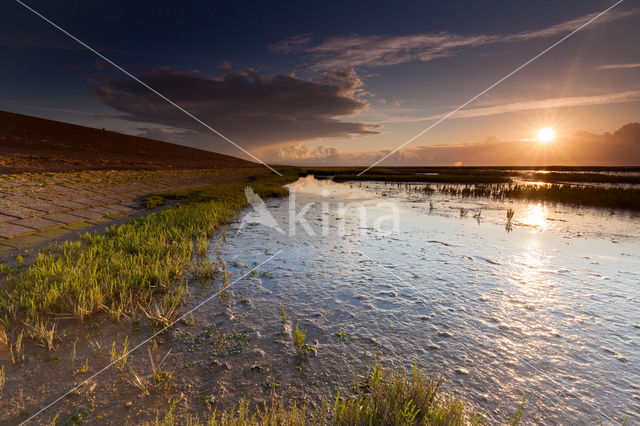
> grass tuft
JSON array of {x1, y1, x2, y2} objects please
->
[
  {"x1": 109, "y1": 337, "x2": 129, "y2": 372},
  {"x1": 293, "y1": 321, "x2": 307, "y2": 359},
  {"x1": 24, "y1": 320, "x2": 57, "y2": 351}
]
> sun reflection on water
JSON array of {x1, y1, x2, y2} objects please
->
[{"x1": 521, "y1": 203, "x2": 548, "y2": 232}]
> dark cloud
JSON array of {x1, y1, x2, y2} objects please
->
[{"x1": 90, "y1": 67, "x2": 380, "y2": 151}]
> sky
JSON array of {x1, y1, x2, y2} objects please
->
[{"x1": 1, "y1": 0, "x2": 639, "y2": 166}]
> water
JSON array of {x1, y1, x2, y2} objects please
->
[{"x1": 217, "y1": 176, "x2": 640, "y2": 424}]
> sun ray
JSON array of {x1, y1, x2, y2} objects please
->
[{"x1": 537, "y1": 127, "x2": 555, "y2": 143}]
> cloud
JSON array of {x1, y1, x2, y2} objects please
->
[
  {"x1": 270, "y1": 123, "x2": 640, "y2": 167},
  {"x1": 271, "y1": 143, "x2": 342, "y2": 163},
  {"x1": 275, "y1": 32, "x2": 490, "y2": 71},
  {"x1": 271, "y1": 9, "x2": 638, "y2": 70},
  {"x1": 370, "y1": 90, "x2": 640, "y2": 124},
  {"x1": 90, "y1": 67, "x2": 380, "y2": 151},
  {"x1": 598, "y1": 63, "x2": 640, "y2": 70},
  {"x1": 418, "y1": 89, "x2": 640, "y2": 122},
  {"x1": 268, "y1": 33, "x2": 313, "y2": 54}
]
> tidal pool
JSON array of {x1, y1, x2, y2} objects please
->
[{"x1": 217, "y1": 176, "x2": 640, "y2": 424}]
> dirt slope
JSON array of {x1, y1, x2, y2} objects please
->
[{"x1": 0, "y1": 110, "x2": 260, "y2": 173}]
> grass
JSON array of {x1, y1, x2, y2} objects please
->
[
  {"x1": 332, "y1": 329, "x2": 351, "y2": 343},
  {"x1": 143, "y1": 195, "x2": 166, "y2": 209},
  {"x1": 9, "y1": 329, "x2": 24, "y2": 364},
  {"x1": 531, "y1": 172, "x2": 640, "y2": 184},
  {"x1": 131, "y1": 368, "x2": 151, "y2": 396},
  {"x1": 214, "y1": 331, "x2": 250, "y2": 357},
  {"x1": 509, "y1": 396, "x2": 527, "y2": 426},
  {"x1": 332, "y1": 365, "x2": 483, "y2": 425},
  {"x1": 293, "y1": 321, "x2": 307, "y2": 358},
  {"x1": 141, "y1": 284, "x2": 188, "y2": 328},
  {"x1": 332, "y1": 173, "x2": 510, "y2": 184},
  {"x1": 0, "y1": 171, "x2": 295, "y2": 336},
  {"x1": 72, "y1": 358, "x2": 89, "y2": 376},
  {"x1": 149, "y1": 348, "x2": 175, "y2": 393},
  {"x1": 24, "y1": 320, "x2": 57, "y2": 351},
  {"x1": 109, "y1": 337, "x2": 129, "y2": 372},
  {"x1": 306, "y1": 167, "x2": 513, "y2": 184},
  {"x1": 305, "y1": 167, "x2": 640, "y2": 210},
  {"x1": 148, "y1": 362, "x2": 508, "y2": 425},
  {"x1": 304, "y1": 167, "x2": 516, "y2": 177},
  {"x1": 438, "y1": 183, "x2": 640, "y2": 210}
]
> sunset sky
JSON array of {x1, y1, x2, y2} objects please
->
[{"x1": 1, "y1": 0, "x2": 639, "y2": 165}]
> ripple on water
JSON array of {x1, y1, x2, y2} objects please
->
[{"x1": 217, "y1": 176, "x2": 640, "y2": 424}]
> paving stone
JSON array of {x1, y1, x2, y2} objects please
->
[
  {"x1": 40, "y1": 203, "x2": 74, "y2": 213},
  {"x1": 43, "y1": 212, "x2": 86, "y2": 224},
  {"x1": 0, "y1": 205, "x2": 46, "y2": 219},
  {"x1": 120, "y1": 201, "x2": 141, "y2": 208},
  {"x1": 66, "y1": 208, "x2": 105, "y2": 219},
  {"x1": 105, "y1": 204, "x2": 135, "y2": 213},
  {"x1": 0, "y1": 169, "x2": 245, "y2": 251},
  {"x1": 86, "y1": 216, "x2": 112, "y2": 225},
  {"x1": 119, "y1": 192, "x2": 141, "y2": 198},
  {"x1": 72, "y1": 198, "x2": 104, "y2": 207},
  {"x1": 16, "y1": 200, "x2": 62, "y2": 214},
  {"x1": 0, "y1": 213, "x2": 15, "y2": 223},
  {"x1": 37, "y1": 227, "x2": 73, "y2": 239},
  {"x1": 0, "y1": 222, "x2": 35, "y2": 238},
  {"x1": 105, "y1": 211, "x2": 132, "y2": 220},
  {"x1": 89, "y1": 205, "x2": 121, "y2": 215},
  {"x1": 0, "y1": 243, "x2": 15, "y2": 254},
  {"x1": 63, "y1": 221, "x2": 93, "y2": 231},
  {"x1": 1, "y1": 234, "x2": 49, "y2": 249},
  {"x1": 85, "y1": 192, "x2": 124, "y2": 202},
  {"x1": 9, "y1": 217, "x2": 62, "y2": 231},
  {"x1": 48, "y1": 199, "x2": 92, "y2": 210}
]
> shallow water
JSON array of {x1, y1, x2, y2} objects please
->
[{"x1": 217, "y1": 176, "x2": 640, "y2": 424}]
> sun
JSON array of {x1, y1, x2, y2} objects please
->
[{"x1": 537, "y1": 127, "x2": 555, "y2": 143}]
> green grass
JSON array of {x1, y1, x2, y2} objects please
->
[
  {"x1": 214, "y1": 331, "x2": 250, "y2": 357},
  {"x1": 293, "y1": 321, "x2": 307, "y2": 357},
  {"x1": 0, "y1": 170, "x2": 296, "y2": 332},
  {"x1": 148, "y1": 363, "x2": 503, "y2": 425}
]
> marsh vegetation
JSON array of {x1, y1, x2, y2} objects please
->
[
  {"x1": 303, "y1": 167, "x2": 640, "y2": 210},
  {"x1": 149, "y1": 361, "x2": 509, "y2": 425},
  {"x1": 438, "y1": 183, "x2": 640, "y2": 210}
]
